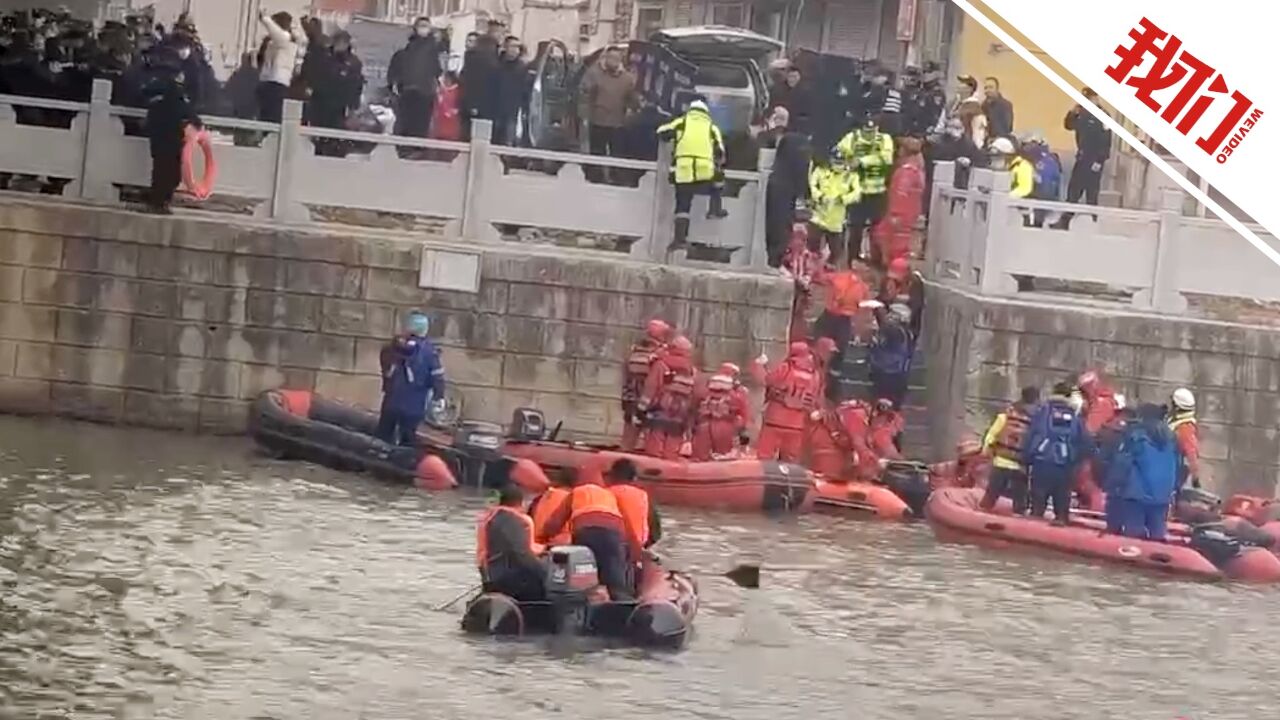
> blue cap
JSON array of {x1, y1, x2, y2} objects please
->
[{"x1": 404, "y1": 310, "x2": 429, "y2": 336}]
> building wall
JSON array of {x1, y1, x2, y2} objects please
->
[
  {"x1": 922, "y1": 281, "x2": 1280, "y2": 499},
  {"x1": 949, "y1": 12, "x2": 1074, "y2": 151},
  {"x1": 0, "y1": 199, "x2": 792, "y2": 441}
]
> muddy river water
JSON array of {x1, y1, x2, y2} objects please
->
[{"x1": 0, "y1": 416, "x2": 1275, "y2": 720}]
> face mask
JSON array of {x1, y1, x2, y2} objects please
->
[
  {"x1": 946, "y1": 127, "x2": 962, "y2": 138},
  {"x1": 177, "y1": 47, "x2": 191, "y2": 60},
  {"x1": 415, "y1": 26, "x2": 431, "y2": 37}
]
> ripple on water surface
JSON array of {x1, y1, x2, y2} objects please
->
[{"x1": 0, "y1": 416, "x2": 1276, "y2": 720}]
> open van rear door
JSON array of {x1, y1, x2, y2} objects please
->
[{"x1": 527, "y1": 39, "x2": 579, "y2": 150}]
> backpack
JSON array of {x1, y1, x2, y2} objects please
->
[{"x1": 1035, "y1": 403, "x2": 1078, "y2": 468}]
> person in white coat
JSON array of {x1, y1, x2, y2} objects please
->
[{"x1": 255, "y1": 10, "x2": 307, "y2": 123}]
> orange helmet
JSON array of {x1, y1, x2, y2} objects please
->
[
  {"x1": 814, "y1": 336, "x2": 838, "y2": 359},
  {"x1": 646, "y1": 318, "x2": 671, "y2": 340},
  {"x1": 956, "y1": 439, "x2": 983, "y2": 457},
  {"x1": 887, "y1": 257, "x2": 910, "y2": 280},
  {"x1": 1078, "y1": 370, "x2": 1099, "y2": 390},
  {"x1": 669, "y1": 335, "x2": 693, "y2": 355},
  {"x1": 788, "y1": 341, "x2": 811, "y2": 358},
  {"x1": 718, "y1": 362, "x2": 741, "y2": 378}
]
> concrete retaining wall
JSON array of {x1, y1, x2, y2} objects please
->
[
  {"x1": 0, "y1": 198, "x2": 792, "y2": 440},
  {"x1": 922, "y1": 281, "x2": 1280, "y2": 498}
]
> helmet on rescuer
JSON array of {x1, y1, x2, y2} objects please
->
[
  {"x1": 788, "y1": 341, "x2": 811, "y2": 358},
  {"x1": 887, "y1": 257, "x2": 910, "y2": 280},
  {"x1": 1172, "y1": 387, "x2": 1196, "y2": 411},
  {"x1": 646, "y1": 318, "x2": 671, "y2": 340},
  {"x1": 669, "y1": 335, "x2": 693, "y2": 355},
  {"x1": 718, "y1": 362, "x2": 740, "y2": 378}
]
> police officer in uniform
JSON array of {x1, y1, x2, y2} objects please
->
[{"x1": 657, "y1": 98, "x2": 727, "y2": 251}]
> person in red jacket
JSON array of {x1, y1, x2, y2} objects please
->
[
  {"x1": 871, "y1": 138, "x2": 926, "y2": 269},
  {"x1": 621, "y1": 319, "x2": 671, "y2": 450},
  {"x1": 781, "y1": 223, "x2": 827, "y2": 343},
  {"x1": 691, "y1": 362, "x2": 750, "y2": 461},
  {"x1": 1075, "y1": 369, "x2": 1120, "y2": 511},
  {"x1": 806, "y1": 397, "x2": 877, "y2": 480},
  {"x1": 753, "y1": 341, "x2": 820, "y2": 462},
  {"x1": 639, "y1": 335, "x2": 697, "y2": 459},
  {"x1": 928, "y1": 439, "x2": 991, "y2": 491},
  {"x1": 429, "y1": 71, "x2": 463, "y2": 141}
]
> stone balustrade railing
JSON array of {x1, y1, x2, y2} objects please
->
[
  {"x1": 925, "y1": 162, "x2": 1280, "y2": 313},
  {"x1": 0, "y1": 78, "x2": 773, "y2": 270}
]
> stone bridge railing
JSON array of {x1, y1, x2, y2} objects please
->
[
  {"x1": 0, "y1": 78, "x2": 772, "y2": 270},
  {"x1": 925, "y1": 162, "x2": 1280, "y2": 314}
]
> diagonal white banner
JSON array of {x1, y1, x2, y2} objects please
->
[{"x1": 959, "y1": 0, "x2": 1280, "y2": 268}]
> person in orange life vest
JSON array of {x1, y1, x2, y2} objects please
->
[
  {"x1": 621, "y1": 319, "x2": 672, "y2": 450},
  {"x1": 811, "y1": 269, "x2": 872, "y2": 367},
  {"x1": 806, "y1": 397, "x2": 874, "y2": 479},
  {"x1": 868, "y1": 398, "x2": 905, "y2": 461},
  {"x1": 878, "y1": 258, "x2": 924, "y2": 339},
  {"x1": 539, "y1": 468, "x2": 634, "y2": 601},
  {"x1": 476, "y1": 485, "x2": 547, "y2": 601},
  {"x1": 1167, "y1": 387, "x2": 1201, "y2": 493},
  {"x1": 604, "y1": 459, "x2": 663, "y2": 564},
  {"x1": 979, "y1": 385, "x2": 1040, "y2": 513},
  {"x1": 752, "y1": 341, "x2": 821, "y2": 462},
  {"x1": 1074, "y1": 370, "x2": 1121, "y2": 512},
  {"x1": 870, "y1": 138, "x2": 926, "y2": 269},
  {"x1": 781, "y1": 223, "x2": 828, "y2": 344},
  {"x1": 928, "y1": 439, "x2": 991, "y2": 491},
  {"x1": 691, "y1": 362, "x2": 750, "y2": 461},
  {"x1": 638, "y1": 335, "x2": 697, "y2": 459},
  {"x1": 528, "y1": 467, "x2": 574, "y2": 548}
]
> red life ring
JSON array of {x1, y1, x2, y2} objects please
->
[{"x1": 181, "y1": 128, "x2": 217, "y2": 200}]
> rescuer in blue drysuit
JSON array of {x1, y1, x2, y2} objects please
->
[
  {"x1": 1022, "y1": 381, "x2": 1087, "y2": 525},
  {"x1": 1112, "y1": 403, "x2": 1180, "y2": 540},
  {"x1": 376, "y1": 311, "x2": 445, "y2": 446}
]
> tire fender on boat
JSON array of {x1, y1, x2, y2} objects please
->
[{"x1": 416, "y1": 454, "x2": 458, "y2": 490}]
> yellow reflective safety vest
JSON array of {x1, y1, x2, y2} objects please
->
[
  {"x1": 1009, "y1": 156, "x2": 1034, "y2": 198},
  {"x1": 657, "y1": 108, "x2": 725, "y2": 185},
  {"x1": 808, "y1": 163, "x2": 862, "y2": 233}
]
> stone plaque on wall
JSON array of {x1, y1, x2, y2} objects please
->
[{"x1": 419, "y1": 248, "x2": 481, "y2": 294}]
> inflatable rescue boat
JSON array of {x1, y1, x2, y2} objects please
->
[
  {"x1": 249, "y1": 389, "x2": 460, "y2": 490},
  {"x1": 926, "y1": 487, "x2": 1280, "y2": 582},
  {"x1": 462, "y1": 551, "x2": 698, "y2": 649}
]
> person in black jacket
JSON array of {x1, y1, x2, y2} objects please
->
[
  {"x1": 492, "y1": 36, "x2": 529, "y2": 146},
  {"x1": 768, "y1": 65, "x2": 813, "y2": 135},
  {"x1": 387, "y1": 17, "x2": 442, "y2": 139},
  {"x1": 141, "y1": 42, "x2": 201, "y2": 215},
  {"x1": 459, "y1": 31, "x2": 497, "y2": 139},
  {"x1": 982, "y1": 76, "x2": 1015, "y2": 141},
  {"x1": 764, "y1": 121, "x2": 812, "y2": 268},
  {"x1": 308, "y1": 31, "x2": 363, "y2": 157},
  {"x1": 1056, "y1": 87, "x2": 1113, "y2": 229},
  {"x1": 928, "y1": 116, "x2": 986, "y2": 191}
]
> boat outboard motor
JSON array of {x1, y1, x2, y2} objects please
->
[
  {"x1": 453, "y1": 420, "x2": 505, "y2": 486},
  {"x1": 1174, "y1": 486, "x2": 1223, "y2": 524},
  {"x1": 509, "y1": 408, "x2": 547, "y2": 442},
  {"x1": 544, "y1": 545, "x2": 599, "y2": 633},
  {"x1": 881, "y1": 462, "x2": 932, "y2": 518},
  {"x1": 1189, "y1": 525, "x2": 1243, "y2": 568}
]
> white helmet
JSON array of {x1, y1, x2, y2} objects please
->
[
  {"x1": 990, "y1": 137, "x2": 1015, "y2": 154},
  {"x1": 1172, "y1": 387, "x2": 1196, "y2": 411},
  {"x1": 688, "y1": 100, "x2": 710, "y2": 114}
]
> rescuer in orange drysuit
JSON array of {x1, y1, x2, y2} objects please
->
[
  {"x1": 1075, "y1": 369, "x2": 1120, "y2": 511},
  {"x1": 639, "y1": 335, "x2": 697, "y2": 460},
  {"x1": 806, "y1": 397, "x2": 879, "y2": 480},
  {"x1": 621, "y1": 319, "x2": 671, "y2": 450},
  {"x1": 691, "y1": 362, "x2": 750, "y2": 461},
  {"x1": 752, "y1": 341, "x2": 821, "y2": 462},
  {"x1": 868, "y1": 398, "x2": 905, "y2": 461},
  {"x1": 781, "y1": 223, "x2": 828, "y2": 344},
  {"x1": 928, "y1": 439, "x2": 992, "y2": 491}
]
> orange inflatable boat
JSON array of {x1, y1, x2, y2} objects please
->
[{"x1": 927, "y1": 487, "x2": 1280, "y2": 582}]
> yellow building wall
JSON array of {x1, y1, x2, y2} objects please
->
[{"x1": 951, "y1": 14, "x2": 1076, "y2": 152}]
